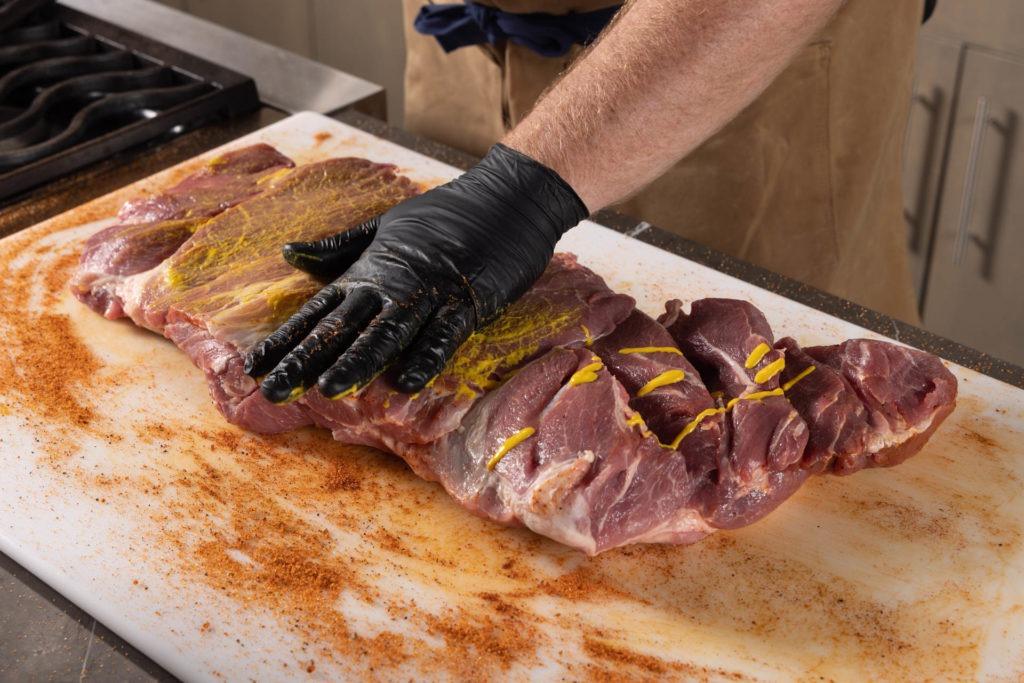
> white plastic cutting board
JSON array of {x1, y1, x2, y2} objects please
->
[{"x1": 1, "y1": 112, "x2": 1022, "y2": 682}]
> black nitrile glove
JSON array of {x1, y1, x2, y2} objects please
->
[{"x1": 243, "y1": 143, "x2": 589, "y2": 402}]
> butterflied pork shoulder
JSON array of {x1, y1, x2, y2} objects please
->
[
  {"x1": 71, "y1": 144, "x2": 294, "y2": 319},
  {"x1": 71, "y1": 144, "x2": 958, "y2": 555}
]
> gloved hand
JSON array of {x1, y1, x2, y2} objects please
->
[{"x1": 243, "y1": 143, "x2": 589, "y2": 403}]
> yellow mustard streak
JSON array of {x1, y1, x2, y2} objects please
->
[
  {"x1": 333, "y1": 368, "x2": 389, "y2": 401},
  {"x1": 282, "y1": 386, "x2": 306, "y2": 403},
  {"x1": 782, "y1": 365, "x2": 816, "y2": 392},
  {"x1": 754, "y1": 357, "x2": 786, "y2": 385},
  {"x1": 636, "y1": 369, "x2": 686, "y2": 397},
  {"x1": 744, "y1": 342, "x2": 771, "y2": 369},
  {"x1": 710, "y1": 390, "x2": 725, "y2": 399},
  {"x1": 626, "y1": 412, "x2": 654, "y2": 437},
  {"x1": 569, "y1": 361, "x2": 604, "y2": 386},
  {"x1": 663, "y1": 388, "x2": 783, "y2": 450},
  {"x1": 329, "y1": 384, "x2": 359, "y2": 400},
  {"x1": 455, "y1": 384, "x2": 479, "y2": 401},
  {"x1": 256, "y1": 167, "x2": 292, "y2": 185},
  {"x1": 663, "y1": 407, "x2": 726, "y2": 450},
  {"x1": 486, "y1": 427, "x2": 536, "y2": 470},
  {"x1": 726, "y1": 388, "x2": 784, "y2": 410},
  {"x1": 441, "y1": 299, "x2": 580, "y2": 394},
  {"x1": 618, "y1": 346, "x2": 683, "y2": 356},
  {"x1": 662, "y1": 368, "x2": 814, "y2": 451},
  {"x1": 580, "y1": 325, "x2": 593, "y2": 347}
]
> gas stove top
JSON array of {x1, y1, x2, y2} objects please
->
[{"x1": 0, "y1": 0, "x2": 259, "y2": 202}]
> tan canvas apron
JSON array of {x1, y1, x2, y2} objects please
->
[{"x1": 402, "y1": 0, "x2": 923, "y2": 322}]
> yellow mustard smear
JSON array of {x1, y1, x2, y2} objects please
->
[
  {"x1": 165, "y1": 168, "x2": 384, "y2": 296},
  {"x1": 782, "y1": 365, "x2": 816, "y2": 392},
  {"x1": 626, "y1": 412, "x2": 648, "y2": 431},
  {"x1": 256, "y1": 167, "x2": 293, "y2": 185},
  {"x1": 626, "y1": 412, "x2": 653, "y2": 438},
  {"x1": 207, "y1": 272, "x2": 315, "y2": 323},
  {"x1": 280, "y1": 385, "x2": 306, "y2": 403},
  {"x1": 329, "y1": 384, "x2": 359, "y2": 400},
  {"x1": 580, "y1": 324, "x2": 593, "y2": 347},
  {"x1": 636, "y1": 369, "x2": 686, "y2": 397},
  {"x1": 725, "y1": 388, "x2": 784, "y2": 409},
  {"x1": 569, "y1": 360, "x2": 604, "y2": 386},
  {"x1": 454, "y1": 384, "x2": 479, "y2": 401},
  {"x1": 618, "y1": 346, "x2": 683, "y2": 356},
  {"x1": 662, "y1": 407, "x2": 725, "y2": 450},
  {"x1": 744, "y1": 342, "x2": 771, "y2": 369},
  {"x1": 159, "y1": 163, "x2": 426, "y2": 348},
  {"x1": 486, "y1": 427, "x2": 536, "y2": 470},
  {"x1": 165, "y1": 211, "x2": 263, "y2": 291},
  {"x1": 661, "y1": 374, "x2": 816, "y2": 450},
  {"x1": 754, "y1": 356, "x2": 786, "y2": 384},
  {"x1": 443, "y1": 298, "x2": 581, "y2": 401}
]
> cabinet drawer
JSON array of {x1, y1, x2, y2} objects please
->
[
  {"x1": 922, "y1": 47, "x2": 1024, "y2": 365},
  {"x1": 903, "y1": 34, "x2": 961, "y2": 300}
]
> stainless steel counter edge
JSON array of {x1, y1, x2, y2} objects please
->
[{"x1": 60, "y1": 0, "x2": 383, "y2": 115}]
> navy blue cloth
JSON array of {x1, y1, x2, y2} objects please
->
[{"x1": 413, "y1": 1, "x2": 620, "y2": 58}]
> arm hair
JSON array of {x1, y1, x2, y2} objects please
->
[{"x1": 503, "y1": 0, "x2": 844, "y2": 212}]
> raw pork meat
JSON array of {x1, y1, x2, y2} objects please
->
[
  {"x1": 72, "y1": 144, "x2": 294, "y2": 319},
  {"x1": 72, "y1": 144, "x2": 958, "y2": 554}
]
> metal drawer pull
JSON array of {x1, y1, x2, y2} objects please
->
[
  {"x1": 954, "y1": 96, "x2": 989, "y2": 265},
  {"x1": 905, "y1": 87, "x2": 944, "y2": 254}
]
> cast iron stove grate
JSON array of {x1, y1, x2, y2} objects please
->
[{"x1": 0, "y1": 0, "x2": 259, "y2": 201}]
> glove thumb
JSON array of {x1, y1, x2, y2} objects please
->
[{"x1": 283, "y1": 216, "x2": 380, "y2": 279}]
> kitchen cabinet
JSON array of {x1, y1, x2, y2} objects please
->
[
  {"x1": 902, "y1": 1, "x2": 1024, "y2": 366},
  {"x1": 920, "y1": 47, "x2": 1024, "y2": 365},
  {"x1": 902, "y1": 34, "x2": 961, "y2": 296}
]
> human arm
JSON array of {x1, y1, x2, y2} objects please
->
[
  {"x1": 244, "y1": 0, "x2": 844, "y2": 400},
  {"x1": 505, "y1": 0, "x2": 844, "y2": 212}
]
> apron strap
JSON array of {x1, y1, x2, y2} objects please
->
[{"x1": 413, "y1": 1, "x2": 621, "y2": 58}]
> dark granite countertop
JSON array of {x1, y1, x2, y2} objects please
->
[{"x1": 1, "y1": 104, "x2": 1021, "y2": 683}]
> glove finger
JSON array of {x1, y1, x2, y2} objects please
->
[
  {"x1": 258, "y1": 287, "x2": 382, "y2": 403},
  {"x1": 318, "y1": 298, "x2": 431, "y2": 399},
  {"x1": 392, "y1": 301, "x2": 476, "y2": 393},
  {"x1": 243, "y1": 282, "x2": 345, "y2": 377},
  {"x1": 282, "y1": 216, "x2": 380, "y2": 279}
]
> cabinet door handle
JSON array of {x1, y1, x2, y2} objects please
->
[
  {"x1": 954, "y1": 96, "x2": 989, "y2": 265},
  {"x1": 906, "y1": 87, "x2": 945, "y2": 254}
]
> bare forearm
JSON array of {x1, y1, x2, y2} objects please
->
[{"x1": 503, "y1": 0, "x2": 843, "y2": 212}]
